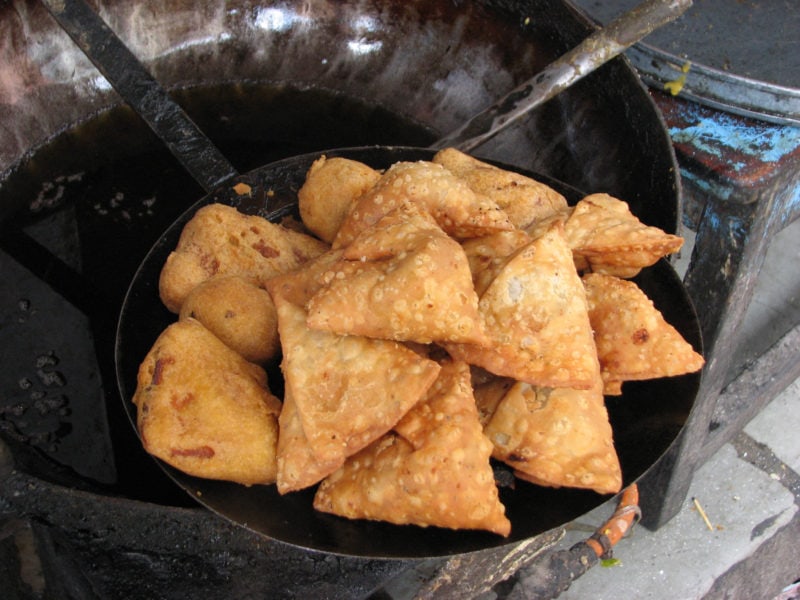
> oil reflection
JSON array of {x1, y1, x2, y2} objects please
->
[{"x1": 253, "y1": 6, "x2": 309, "y2": 32}]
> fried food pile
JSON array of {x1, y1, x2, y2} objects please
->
[{"x1": 132, "y1": 148, "x2": 703, "y2": 537}]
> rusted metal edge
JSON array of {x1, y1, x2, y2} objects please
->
[{"x1": 628, "y1": 45, "x2": 800, "y2": 127}]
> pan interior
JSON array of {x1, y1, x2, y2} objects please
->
[{"x1": 116, "y1": 146, "x2": 701, "y2": 558}]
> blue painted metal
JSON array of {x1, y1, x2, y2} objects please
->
[
  {"x1": 633, "y1": 88, "x2": 800, "y2": 530},
  {"x1": 668, "y1": 113, "x2": 800, "y2": 170},
  {"x1": 652, "y1": 91, "x2": 800, "y2": 228}
]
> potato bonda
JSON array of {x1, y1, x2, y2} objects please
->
[{"x1": 179, "y1": 275, "x2": 280, "y2": 364}]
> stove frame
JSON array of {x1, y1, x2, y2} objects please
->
[
  {"x1": 640, "y1": 90, "x2": 800, "y2": 529},
  {"x1": 2, "y1": 0, "x2": 798, "y2": 597}
]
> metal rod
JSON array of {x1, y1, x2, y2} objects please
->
[
  {"x1": 432, "y1": 0, "x2": 693, "y2": 152},
  {"x1": 41, "y1": 0, "x2": 239, "y2": 193}
]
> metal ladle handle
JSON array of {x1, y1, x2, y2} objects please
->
[{"x1": 433, "y1": 0, "x2": 693, "y2": 152}]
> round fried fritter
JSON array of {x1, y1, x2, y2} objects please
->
[
  {"x1": 298, "y1": 155, "x2": 381, "y2": 243},
  {"x1": 179, "y1": 275, "x2": 280, "y2": 364}
]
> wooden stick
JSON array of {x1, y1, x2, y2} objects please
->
[{"x1": 692, "y1": 497, "x2": 714, "y2": 531}]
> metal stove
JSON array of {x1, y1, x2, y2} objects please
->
[{"x1": 1, "y1": 0, "x2": 798, "y2": 598}]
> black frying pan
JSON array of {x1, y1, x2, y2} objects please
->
[
  {"x1": 115, "y1": 145, "x2": 702, "y2": 558},
  {"x1": 40, "y1": 0, "x2": 701, "y2": 558}
]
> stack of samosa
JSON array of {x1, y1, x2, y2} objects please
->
[{"x1": 132, "y1": 147, "x2": 704, "y2": 537}]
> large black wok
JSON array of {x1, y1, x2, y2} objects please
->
[
  {"x1": 115, "y1": 144, "x2": 701, "y2": 558},
  {"x1": 5, "y1": 0, "x2": 700, "y2": 561}
]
